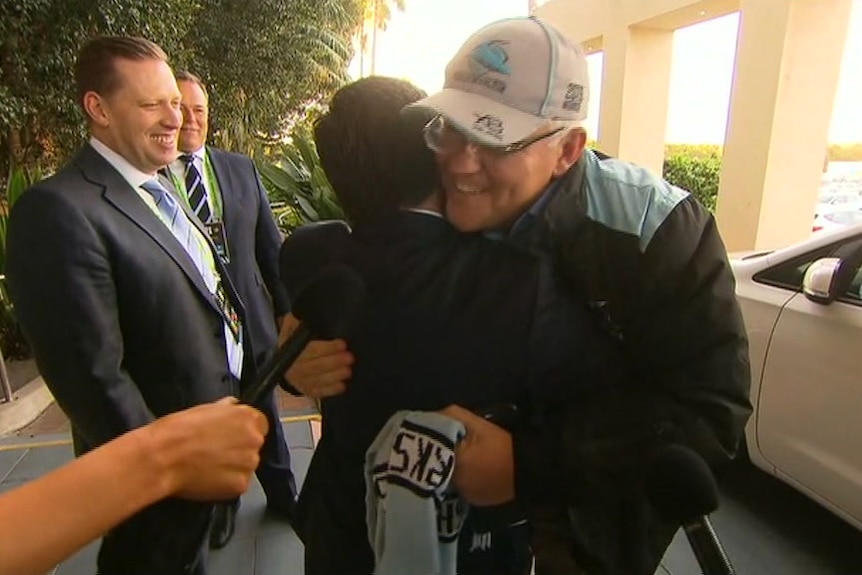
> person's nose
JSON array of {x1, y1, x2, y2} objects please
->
[
  {"x1": 165, "y1": 105, "x2": 183, "y2": 129},
  {"x1": 181, "y1": 107, "x2": 195, "y2": 128},
  {"x1": 438, "y1": 145, "x2": 483, "y2": 176}
]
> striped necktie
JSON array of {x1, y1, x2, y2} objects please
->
[
  {"x1": 140, "y1": 179, "x2": 243, "y2": 379},
  {"x1": 180, "y1": 154, "x2": 212, "y2": 223}
]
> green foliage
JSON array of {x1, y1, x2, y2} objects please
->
[
  {"x1": 355, "y1": 0, "x2": 405, "y2": 74},
  {"x1": 0, "y1": 0, "x2": 198, "y2": 175},
  {"x1": 663, "y1": 146, "x2": 722, "y2": 212},
  {"x1": 187, "y1": 0, "x2": 364, "y2": 155},
  {"x1": 661, "y1": 142, "x2": 862, "y2": 211},
  {"x1": 256, "y1": 130, "x2": 344, "y2": 234},
  {"x1": 1, "y1": 0, "x2": 380, "y2": 171},
  {"x1": 361, "y1": 0, "x2": 406, "y2": 29},
  {"x1": 0, "y1": 166, "x2": 37, "y2": 276},
  {"x1": 665, "y1": 144, "x2": 722, "y2": 160},
  {"x1": 0, "y1": 165, "x2": 39, "y2": 359}
]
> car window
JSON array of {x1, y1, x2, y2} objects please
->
[
  {"x1": 826, "y1": 211, "x2": 862, "y2": 226},
  {"x1": 754, "y1": 236, "x2": 862, "y2": 291},
  {"x1": 843, "y1": 262, "x2": 862, "y2": 303},
  {"x1": 754, "y1": 246, "x2": 836, "y2": 290}
]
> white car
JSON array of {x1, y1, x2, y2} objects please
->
[
  {"x1": 815, "y1": 190, "x2": 862, "y2": 213},
  {"x1": 731, "y1": 223, "x2": 862, "y2": 531},
  {"x1": 812, "y1": 209, "x2": 862, "y2": 234}
]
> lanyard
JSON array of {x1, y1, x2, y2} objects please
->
[{"x1": 169, "y1": 150, "x2": 224, "y2": 221}]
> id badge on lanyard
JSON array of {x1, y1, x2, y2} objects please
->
[
  {"x1": 205, "y1": 220, "x2": 230, "y2": 264},
  {"x1": 199, "y1": 156, "x2": 230, "y2": 264},
  {"x1": 215, "y1": 281, "x2": 241, "y2": 342}
]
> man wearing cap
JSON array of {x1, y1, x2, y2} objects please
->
[
  {"x1": 404, "y1": 15, "x2": 753, "y2": 575},
  {"x1": 282, "y1": 75, "x2": 629, "y2": 575},
  {"x1": 287, "y1": 15, "x2": 752, "y2": 575}
]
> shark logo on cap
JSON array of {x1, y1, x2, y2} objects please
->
[
  {"x1": 454, "y1": 40, "x2": 510, "y2": 93},
  {"x1": 469, "y1": 41, "x2": 511, "y2": 76}
]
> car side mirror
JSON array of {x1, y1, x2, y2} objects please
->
[{"x1": 803, "y1": 257, "x2": 842, "y2": 304}]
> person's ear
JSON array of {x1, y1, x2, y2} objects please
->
[
  {"x1": 552, "y1": 128, "x2": 587, "y2": 177},
  {"x1": 83, "y1": 91, "x2": 110, "y2": 128}
]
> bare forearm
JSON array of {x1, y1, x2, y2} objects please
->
[{"x1": 0, "y1": 427, "x2": 169, "y2": 575}]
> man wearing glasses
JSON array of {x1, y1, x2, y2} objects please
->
[
  {"x1": 289, "y1": 15, "x2": 752, "y2": 575},
  {"x1": 281, "y1": 75, "x2": 626, "y2": 575},
  {"x1": 408, "y1": 16, "x2": 752, "y2": 575}
]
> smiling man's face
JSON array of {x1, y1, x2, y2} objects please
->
[
  {"x1": 178, "y1": 79, "x2": 209, "y2": 153},
  {"x1": 88, "y1": 57, "x2": 182, "y2": 175},
  {"x1": 435, "y1": 125, "x2": 586, "y2": 232}
]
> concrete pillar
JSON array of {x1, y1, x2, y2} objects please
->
[
  {"x1": 716, "y1": 0, "x2": 853, "y2": 251},
  {"x1": 598, "y1": 24, "x2": 674, "y2": 174}
]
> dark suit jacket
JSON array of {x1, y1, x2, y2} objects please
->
[
  {"x1": 206, "y1": 147, "x2": 289, "y2": 371},
  {"x1": 281, "y1": 212, "x2": 619, "y2": 574},
  {"x1": 5, "y1": 143, "x2": 245, "y2": 574}
]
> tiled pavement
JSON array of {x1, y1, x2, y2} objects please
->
[
  {"x1": 2, "y1": 404, "x2": 862, "y2": 574},
  {"x1": 0, "y1": 418, "x2": 317, "y2": 575},
  {"x1": 12, "y1": 389, "x2": 316, "y2": 438}
]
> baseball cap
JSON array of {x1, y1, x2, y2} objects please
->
[{"x1": 405, "y1": 16, "x2": 590, "y2": 148}]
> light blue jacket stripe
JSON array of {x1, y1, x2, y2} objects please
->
[{"x1": 582, "y1": 150, "x2": 690, "y2": 252}]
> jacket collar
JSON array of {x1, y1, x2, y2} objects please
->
[
  {"x1": 74, "y1": 144, "x2": 232, "y2": 317},
  {"x1": 352, "y1": 209, "x2": 455, "y2": 247}
]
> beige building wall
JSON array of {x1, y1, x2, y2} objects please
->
[
  {"x1": 717, "y1": 0, "x2": 853, "y2": 250},
  {"x1": 536, "y1": 0, "x2": 853, "y2": 250}
]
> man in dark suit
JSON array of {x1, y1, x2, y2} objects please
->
[
  {"x1": 6, "y1": 37, "x2": 247, "y2": 575},
  {"x1": 280, "y1": 76, "x2": 621, "y2": 575},
  {"x1": 166, "y1": 71, "x2": 296, "y2": 549}
]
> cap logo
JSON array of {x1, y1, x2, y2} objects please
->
[
  {"x1": 452, "y1": 40, "x2": 510, "y2": 94},
  {"x1": 472, "y1": 113, "x2": 504, "y2": 141},
  {"x1": 470, "y1": 41, "x2": 510, "y2": 75},
  {"x1": 563, "y1": 83, "x2": 584, "y2": 112}
]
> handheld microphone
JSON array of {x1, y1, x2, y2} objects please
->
[
  {"x1": 645, "y1": 444, "x2": 735, "y2": 575},
  {"x1": 278, "y1": 220, "x2": 353, "y2": 300},
  {"x1": 240, "y1": 264, "x2": 366, "y2": 406}
]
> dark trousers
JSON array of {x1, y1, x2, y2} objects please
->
[
  {"x1": 253, "y1": 389, "x2": 298, "y2": 506},
  {"x1": 457, "y1": 506, "x2": 534, "y2": 575},
  {"x1": 295, "y1": 483, "x2": 375, "y2": 575},
  {"x1": 96, "y1": 498, "x2": 213, "y2": 575},
  {"x1": 71, "y1": 427, "x2": 211, "y2": 575}
]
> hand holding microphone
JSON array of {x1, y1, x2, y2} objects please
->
[
  {"x1": 645, "y1": 444, "x2": 736, "y2": 575},
  {"x1": 241, "y1": 264, "x2": 366, "y2": 406}
]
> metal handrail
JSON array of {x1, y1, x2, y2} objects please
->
[
  {"x1": 0, "y1": 274, "x2": 13, "y2": 403},
  {"x1": 0, "y1": 348, "x2": 10, "y2": 404}
]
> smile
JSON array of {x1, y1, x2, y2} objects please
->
[
  {"x1": 453, "y1": 184, "x2": 485, "y2": 196},
  {"x1": 151, "y1": 134, "x2": 176, "y2": 145}
]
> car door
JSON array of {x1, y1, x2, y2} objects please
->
[{"x1": 756, "y1": 241, "x2": 862, "y2": 527}]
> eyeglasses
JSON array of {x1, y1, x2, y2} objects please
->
[{"x1": 423, "y1": 115, "x2": 565, "y2": 157}]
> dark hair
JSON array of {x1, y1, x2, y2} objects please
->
[
  {"x1": 75, "y1": 36, "x2": 168, "y2": 108},
  {"x1": 313, "y1": 76, "x2": 440, "y2": 227},
  {"x1": 174, "y1": 70, "x2": 209, "y2": 99}
]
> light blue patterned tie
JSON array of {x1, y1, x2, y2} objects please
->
[
  {"x1": 141, "y1": 179, "x2": 212, "y2": 287},
  {"x1": 141, "y1": 179, "x2": 243, "y2": 379}
]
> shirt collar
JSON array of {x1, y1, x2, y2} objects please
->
[
  {"x1": 177, "y1": 145, "x2": 206, "y2": 164},
  {"x1": 513, "y1": 179, "x2": 560, "y2": 234},
  {"x1": 89, "y1": 137, "x2": 156, "y2": 191},
  {"x1": 170, "y1": 147, "x2": 206, "y2": 178},
  {"x1": 403, "y1": 207, "x2": 445, "y2": 219}
]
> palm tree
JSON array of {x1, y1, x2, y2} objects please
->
[{"x1": 358, "y1": 0, "x2": 406, "y2": 77}]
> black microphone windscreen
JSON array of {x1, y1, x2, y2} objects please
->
[
  {"x1": 645, "y1": 444, "x2": 719, "y2": 524},
  {"x1": 292, "y1": 264, "x2": 365, "y2": 339},
  {"x1": 279, "y1": 221, "x2": 352, "y2": 298}
]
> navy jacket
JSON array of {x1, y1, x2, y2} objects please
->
[
  {"x1": 208, "y1": 147, "x2": 290, "y2": 370},
  {"x1": 281, "y1": 211, "x2": 620, "y2": 574},
  {"x1": 538, "y1": 150, "x2": 752, "y2": 575},
  {"x1": 6, "y1": 144, "x2": 243, "y2": 574}
]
